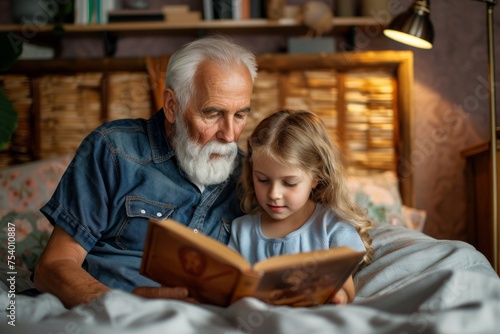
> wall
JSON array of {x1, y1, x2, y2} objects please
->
[
  {"x1": 366, "y1": 0, "x2": 499, "y2": 241},
  {"x1": 1, "y1": 0, "x2": 499, "y2": 241}
]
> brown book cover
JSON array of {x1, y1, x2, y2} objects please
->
[{"x1": 140, "y1": 218, "x2": 366, "y2": 307}]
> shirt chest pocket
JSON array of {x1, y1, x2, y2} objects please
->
[{"x1": 115, "y1": 196, "x2": 175, "y2": 251}]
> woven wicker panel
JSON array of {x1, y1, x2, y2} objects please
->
[
  {"x1": 38, "y1": 73, "x2": 103, "y2": 158},
  {"x1": 0, "y1": 75, "x2": 33, "y2": 167},
  {"x1": 239, "y1": 71, "x2": 280, "y2": 151},
  {"x1": 344, "y1": 70, "x2": 395, "y2": 174},
  {"x1": 283, "y1": 70, "x2": 339, "y2": 145},
  {"x1": 107, "y1": 72, "x2": 152, "y2": 121},
  {"x1": 243, "y1": 68, "x2": 396, "y2": 175}
]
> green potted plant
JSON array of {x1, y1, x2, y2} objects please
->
[{"x1": 0, "y1": 32, "x2": 23, "y2": 151}]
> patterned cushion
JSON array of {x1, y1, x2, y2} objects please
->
[
  {"x1": 402, "y1": 205, "x2": 427, "y2": 231},
  {"x1": 0, "y1": 155, "x2": 71, "y2": 271},
  {"x1": 0, "y1": 210, "x2": 53, "y2": 271},
  {"x1": 347, "y1": 171, "x2": 407, "y2": 228}
]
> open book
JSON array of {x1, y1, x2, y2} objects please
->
[{"x1": 140, "y1": 219, "x2": 366, "y2": 307}]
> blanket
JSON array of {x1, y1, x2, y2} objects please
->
[{"x1": 1, "y1": 226, "x2": 499, "y2": 333}]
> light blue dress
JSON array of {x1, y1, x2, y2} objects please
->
[{"x1": 228, "y1": 203, "x2": 366, "y2": 265}]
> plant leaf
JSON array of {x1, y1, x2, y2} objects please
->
[
  {"x1": 0, "y1": 88, "x2": 18, "y2": 151},
  {"x1": 0, "y1": 32, "x2": 24, "y2": 71}
]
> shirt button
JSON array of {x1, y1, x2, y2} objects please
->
[
  {"x1": 140, "y1": 209, "x2": 146, "y2": 214},
  {"x1": 156, "y1": 212, "x2": 162, "y2": 217},
  {"x1": 193, "y1": 229, "x2": 198, "y2": 233}
]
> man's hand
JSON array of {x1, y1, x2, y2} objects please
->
[{"x1": 133, "y1": 286, "x2": 199, "y2": 304}]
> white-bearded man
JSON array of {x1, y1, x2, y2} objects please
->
[{"x1": 33, "y1": 35, "x2": 257, "y2": 308}]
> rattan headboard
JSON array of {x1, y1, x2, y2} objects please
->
[{"x1": 4, "y1": 52, "x2": 414, "y2": 205}]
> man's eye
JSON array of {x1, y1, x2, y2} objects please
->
[
  {"x1": 206, "y1": 112, "x2": 220, "y2": 119},
  {"x1": 201, "y1": 108, "x2": 221, "y2": 119},
  {"x1": 235, "y1": 112, "x2": 247, "y2": 120}
]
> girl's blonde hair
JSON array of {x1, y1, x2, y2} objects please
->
[{"x1": 239, "y1": 109, "x2": 374, "y2": 264}]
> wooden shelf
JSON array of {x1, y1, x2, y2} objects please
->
[
  {"x1": 0, "y1": 17, "x2": 387, "y2": 57},
  {"x1": 0, "y1": 17, "x2": 385, "y2": 34}
]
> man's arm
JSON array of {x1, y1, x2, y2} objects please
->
[
  {"x1": 33, "y1": 226, "x2": 111, "y2": 308},
  {"x1": 35, "y1": 226, "x2": 197, "y2": 307}
]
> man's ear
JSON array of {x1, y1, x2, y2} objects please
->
[{"x1": 163, "y1": 88, "x2": 176, "y2": 124}]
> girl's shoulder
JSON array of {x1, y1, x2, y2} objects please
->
[
  {"x1": 232, "y1": 214, "x2": 261, "y2": 229},
  {"x1": 313, "y1": 203, "x2": 339, "y2": 223},
  {"x1": 314, "y1": 204, "x2": 357, "y2": 232}
]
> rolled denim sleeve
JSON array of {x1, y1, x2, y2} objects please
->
[{"x1": 41, "y1": 129, "x2": 118, "y2": 252}]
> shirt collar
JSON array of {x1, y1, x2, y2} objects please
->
[{"x1": 147, "y1": 109, "x2": 175, "y2": 163}]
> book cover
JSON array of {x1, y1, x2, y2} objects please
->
[
  {"x1": 203, "y1": 0, "x2": 214, "y2": 20},
  {"x1": 250, "y1": 0, "x2": 266, "y2": 18},
  {"x1": 74, "y1": 0, "x2": 89, "y2": 24},
  {"x1": 140, "y1": 219, "x2": 365, "y2": 307},
  {"x1": 213, "y1": 0, "x2": 233, "y2": 19}
]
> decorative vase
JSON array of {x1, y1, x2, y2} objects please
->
[
  {"x1": 361, "y1": 0, "x2": 390, "y2": 18},
  {"x1": 10, "y1": 0, "x2": 58, "y2": 23},
  {"x1": 335, "y1": 0, "x2": 359, "y2": 17},
  {"x1": 266, "y1": 0, "x2": 285, "y2": 20}
]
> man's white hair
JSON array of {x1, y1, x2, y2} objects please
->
[{"x1": 165, "y1": 35, "x2": 257, "y2": 112}]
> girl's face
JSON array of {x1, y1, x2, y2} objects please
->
[{"x1": 252, "y1": 152, "x2": 318, "y2": 222}]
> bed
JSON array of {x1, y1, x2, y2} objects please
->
[
  {"x1": 1, "y1": 221, "x2": 498, "y2": 333},
  {"x1": 1, "y1": 52, "x2": 500, "y2": 333}
]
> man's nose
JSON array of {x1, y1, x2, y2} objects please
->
[{"x1": 216, "y1": 117, "x2": 236, "y2": 143}]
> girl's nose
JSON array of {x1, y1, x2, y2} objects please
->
[{"x1": 269, "y1": 184, "x2": 283, "y2": 200}]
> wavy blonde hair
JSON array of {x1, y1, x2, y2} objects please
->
[{"x1": 238, "y1": 109, "x2": 374, "y2": 264}]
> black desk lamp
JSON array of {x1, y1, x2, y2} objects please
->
[{"x1": 383, "y1": 0, "x2": 434, "y2": 49}]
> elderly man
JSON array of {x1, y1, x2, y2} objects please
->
[{"x1": 34, "y1": 35, "x2": 257, "y2": 308}]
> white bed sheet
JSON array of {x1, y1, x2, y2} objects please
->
[{"x1": 1, "y1": 225, "x2": 499, "y2": 333}]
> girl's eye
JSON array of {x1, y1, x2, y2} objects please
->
[
  {"x1": 257, "y1": 178, "x2": 268, "y2": 184},
  {"x1": 284, "y1": 182, "x2": 297, "y2": 187}
]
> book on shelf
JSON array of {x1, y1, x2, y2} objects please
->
[
  {"x1": 161, "y1": 6, "x2": 202, "y2": 23},
  {"x1": 250, "y1": 0, "x2": 266, "y2": 18},
  {"x1": 74, "y1": 0, "x2": 121, "y2": 24},
  {"x1": 203, "y1": 0, "x2": 252, "y2": 20},
  {"x1": 140, "y1": 218, "x2": 366, "y2": 307},
  {"x1": 203, "y1": 0, "x2": 214, "y2": 20},
  {"x1": 108, "y1": 9, "x2": 164, "y2": 23}
]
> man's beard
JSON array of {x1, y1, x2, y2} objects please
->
[{"x1": 172, "y1": 115, "x2": 238, "y2": 187}]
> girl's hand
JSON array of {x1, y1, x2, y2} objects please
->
[
  {"x1": 133, "y1": 286, "x2": 199, "y2": 304},
  {"x1": 329, "y1": 288, "x2": 349, "y2": 304},
  {"x1": 329, "y1": 275, "x2": 355, "y2": 304}
]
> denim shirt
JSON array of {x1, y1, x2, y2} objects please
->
[{"x1": 40, "y1": 110, "x2": 244, "y2": 291}]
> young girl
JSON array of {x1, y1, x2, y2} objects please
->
[{"x1": 228, "y1": 109, "x2": 373, "y2": 305}]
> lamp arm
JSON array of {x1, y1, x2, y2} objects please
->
[{"x1": 472, "y1": 0, "x2": 498, "y2": 273}]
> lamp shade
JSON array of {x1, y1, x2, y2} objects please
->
[{"x1": 383, "y1": 0, "x2": 434, "y2": 49}]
